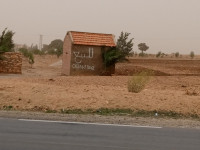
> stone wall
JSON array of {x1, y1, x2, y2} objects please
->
[{"x1": 0, "y1": 52, "x2": 22, "y2": 74}]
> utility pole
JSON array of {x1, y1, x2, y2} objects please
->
[{"x1": 39, "y1": 34, "x2": 43, "y2": 50}]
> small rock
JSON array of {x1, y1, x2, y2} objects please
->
[
  {"x1": 49, "y1": 78, "x2": 55, "y2": 81},
  {"x1": 181, "y1": 85, "x2": 187, "y2": 88}
]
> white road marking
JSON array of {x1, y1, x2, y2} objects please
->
[{"x1": 18, "y1": 119, "x2": 162, "y2": 129}]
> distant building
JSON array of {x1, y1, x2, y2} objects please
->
[{"x1": 62, "y1": 31, "x2": 116, "y2": 76}]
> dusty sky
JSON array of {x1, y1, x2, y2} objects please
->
[{"x1": 0, "y1": 0, "x2": 200, "y2": 54}]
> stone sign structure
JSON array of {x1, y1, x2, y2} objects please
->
[
  {"x1": 0, "y1": 52, "x2": 22, "y2": 74},
  {"x1": 62, "y1": 31, "x2": 116, "y2": 76}
]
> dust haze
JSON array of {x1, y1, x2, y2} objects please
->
[{"x1": 0, "y1": 0, "x2": 200, "y2": 54}]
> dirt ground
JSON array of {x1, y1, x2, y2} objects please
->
[{"x1": 0, "y1": 55, "x2": 200, "y2": 118}]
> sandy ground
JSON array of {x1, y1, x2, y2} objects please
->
[{"x1": 0, "y1": 55, "x2": 200, "y2": 118}]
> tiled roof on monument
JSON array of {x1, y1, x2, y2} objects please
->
[{"x1": 68, "y1": 31, "x2": 116, "y2": 47}]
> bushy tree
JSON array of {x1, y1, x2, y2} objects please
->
[
  {"x1": 0, "y1": 28, "x2": 15, "y2": 60},
  {"x1": 43, "y1": 39, "x2": 63, "y2": 57},
  {"x1": 117, "y1": 31, "x2": 134, "y2": 61},
  {"x1": 103, "y1": 31, "x2": 134, "y2": 67},
  {"x1": 103, "y1": 47, "x2": 121, "y2": 67},
  {"x1": 138, "y1": 43, "x2": 149, "y2": 56}
]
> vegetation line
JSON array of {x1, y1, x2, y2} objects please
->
[
  {"x1": 1, "y1": 106, "x2": 199, "y2": 119},
  {"x1": 59, "y1": 108, "x2": 200, "y2": 119}
]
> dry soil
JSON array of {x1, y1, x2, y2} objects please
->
[{"x1": 0, "y1": 55, "x2": 200, "y2": 126}]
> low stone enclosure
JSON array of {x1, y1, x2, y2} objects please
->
[{"x1": 0, "y1": 52, "x2": 22, "y2": 74}]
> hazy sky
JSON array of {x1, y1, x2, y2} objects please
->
[{"x1": 1, "y1": 0, "x2": 200, "y2": 54}]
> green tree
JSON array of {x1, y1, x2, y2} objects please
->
[
  {"x1": 46, "y1": 39, "x2": 63, "y2": 57},
  {"x1": 117, "y1": 31, "x2": 134, "y2": 61},
  {"x1": 138, "y1": 43, "x2": 149, "y2": 56},
  {"x1": 103, "y1": 31, "x2": 134, "y2": 67},
  {"x1": 103, "y1": 47, "x2": 121, "y2": 67},
  {"x1": 0, "y1": 28, "x2": 15, "y2": 59}
]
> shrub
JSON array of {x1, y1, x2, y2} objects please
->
[
  {"x1": 156, "y1": 51, "x2": 162, "y2": 58},
  {"x1": 128, "y1": 72, "x2": 151, "y2": 93},
  {"x1": 102, "y1": 31, "x2": 134, "y2": 68},
  {"x1": 139, "y1": 52, "x2": 145, "y2": 57},
  {"x1": 28, "y1": 53, "x2": 34, "y2": 67},
  {"x1": 185, "y1": 88, "x2": 199, "y2": 96},
  {"x1": 31, "y1": 49, "x2": 44, "y2": 55},
  {"x1": 175, "y1": 52, "x2": 179, "y2": 58},
  {"x1": 156, "y1": 51, "x2": 166, "y2": 58},
  {"x1": 19, "y1": 48, "x2": 34, "y2": 67},
  {"x1": 19, "y1": 48, "x2": 29, "y2": 57},
  {"x1": 139, "y1": 52, "x2": 149, "y2": 57},
  {"x1": 103, "y1": 47, "x2": 121, "y2": 67},
  {"x1": 190, "y1": 51, "x2": 195, "y2": 59}
]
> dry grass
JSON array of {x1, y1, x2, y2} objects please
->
[
  {"x1": 185, "y1": 88, "x2": 199, "y2": 96},
  {"x1": 127, "y1": 72, "x2": 151, "y2": 93}
]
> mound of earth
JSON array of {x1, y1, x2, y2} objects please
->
[
  {"x1": 127, "y1": 58, "x2": 200, "y2": 76},
  {"x1": 115, "y1": 63, "x2": 170, "y2": 76}
]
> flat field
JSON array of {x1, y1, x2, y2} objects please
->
[{"x1": 0, "y1": 55, "x2": 200, "y2": 117}]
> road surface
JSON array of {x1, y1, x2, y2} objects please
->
[{"x1": 0, "y1": 118, "x2": 200, "y2": 150}]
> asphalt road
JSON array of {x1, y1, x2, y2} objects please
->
[{"x1": 0, "y1": 118, "x2": 200, "y2": 150}]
